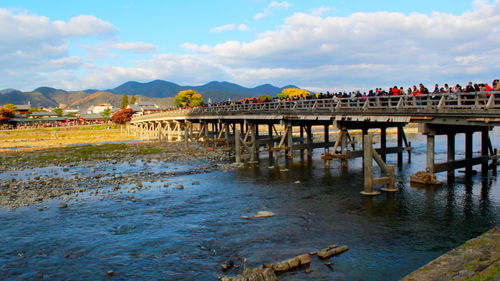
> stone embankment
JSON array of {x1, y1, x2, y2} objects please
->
[{"x1": 400, "y1": 226, "x2": 499, "y2": 281}]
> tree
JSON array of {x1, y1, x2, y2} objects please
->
[
  {"x1": 111, "y1": 108, "x2": 134, "y2": 124},
  {"x1": 259, "y1": 94, "x2": 272, "y2": 102},
  {"x1": 277, "y1": 88, "x2": 311, "y2": 99},
  {"x1": 28, "y1": 107, "x2": 42, "y2": 114},
  {"x1": 174, "y1": 89, "x2": 204, "y2": 108},
  {"x1": 3, "y1": 104, "x2": 17, "y2": 112},
  {"x1": 101, "y1": 108, "x2": 111, "y2": 120},
  {"x1": 0, "y1": 106, "x2": 15, "y2": 124},
  {"x1": 65, "y1": 112, "x2": 76, "y2": 117},
  {"x1": 52, "y1": 108, "x2": 63, "y2": 117},
  {"x1": 130, "y1": 95, "x2": 137, "y2": 105},
  {"x1": 121, "y1": 94, "x2": 129, "y2": 109}
]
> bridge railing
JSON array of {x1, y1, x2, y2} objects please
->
[{"x1": 132, "y1": 91, "x2": 500, "y2": 122}]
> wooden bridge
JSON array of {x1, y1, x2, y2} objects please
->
[{"x1": 127, "y1": 92, "x2": 500, "y2": 194}]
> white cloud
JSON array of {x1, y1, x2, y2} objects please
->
[
  {"x1": 310, "y1": 6, "x2": 334, "y2": 16},
  {"x1": 209, "y1": 23, "x2": 250, "y2": 33},
  {"x1": 254, "y1": 1, "x2": 291, "y2": 19},
  {"x1": 184, "y1": 0, "x2": 500, "y2": 89},
  {"x1": 112, "y1": 42, "x2": 157, "y2": 53},
  {"x1": 0, "y1": 8, "x2": 117, "y2": 89}
]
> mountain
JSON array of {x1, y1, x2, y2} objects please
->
[
  {"x1": 111, "y1": 80, "x2": 184, "y2": 98},
  {"x1": 0, "y1": 88, "x2": 21, "y2": 95},
  {"x1": 0, "y1": 90, "x2": 57, "y2": 107},
  {"x1": 0, "y1": 80, "x2": 300, "y2": 107},
  {"x1": 110, "y1": 80, "x2": 299, "y2": 102}
]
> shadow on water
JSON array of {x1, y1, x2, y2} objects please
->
[{"x1": 0, "y1": 133, "x2": 498, "y2": 280}]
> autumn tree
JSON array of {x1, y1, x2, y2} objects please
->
[
  {"x1": 121, "y1": 94, "x2": 129, "y2": 109},
  {"x1": 3, "y1": 104, "x2": 17, "y2": 112},
  {"x1": 174, "y1": 89, "x2": 204, "y2": 108},
  {"x1": 111, "y1": 108, "x2": 134, "y2": 124},
  {"x1": 0, "y1": 106, "x2": 15, "y2": 124},
  {"x1": 277, "y1": 88, "x2": 310, "y2": 99}
]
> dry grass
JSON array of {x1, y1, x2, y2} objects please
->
[{"x1": 0, "y1": 125, "x2": 138, "y2": 152}]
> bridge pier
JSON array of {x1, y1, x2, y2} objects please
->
[{"x1": 420, "y1": 123, "x2": 497, "y2": 178}]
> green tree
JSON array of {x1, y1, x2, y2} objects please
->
[
  {"x1": 65, "y1": 112, "x2": 76, "y2": 117},
  {"x1": 277, "y1": 88, "x2": 310, "y2": 99},
  {"x1": 28, "y1": 107, "x2": 42, "y2": 114},
  {"x1": 52, "y1": 108, "x2": 63, "y2": 117},
  {"x1": 101, "y1": 108, "x2": 111, "y2": 120},
  {"x1": 130, "y1": 95, "x2": 137, "y2": 105},
  {"x1": 259, "y1": 94, "x2": 272, "y2": 102},
  {"x1": 121, "y1": 94, "x2": 129, "y2": 109},
  {"x1": 174, "y1": 89, "x2": 204, "y2": 108}
]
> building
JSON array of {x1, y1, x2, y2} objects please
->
[
  {"x1": 127, "y1": 101, "x2": 162, "y2": 115},
  {"x1": 87, "y1": 104, "x2": 112, "y2": 114}
]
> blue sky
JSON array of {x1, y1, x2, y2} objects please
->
[{"x1": 0, "y1": 0, "x2": 498, "y2": 91}]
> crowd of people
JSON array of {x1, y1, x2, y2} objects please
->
[{"x1": 217, "y1": 79, "x2": 500, "y2": 105}]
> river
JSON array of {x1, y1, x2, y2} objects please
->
[{"x1": 0, "y1": 131, "x2": 498, "y2": 280}]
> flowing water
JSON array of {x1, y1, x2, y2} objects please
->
[{"x1": 0, "y1": 132, "x2": 498, "y2": 281}]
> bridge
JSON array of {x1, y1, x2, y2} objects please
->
[{"x1": 127, "y1": 92, "x2": 500, "y2": 194}]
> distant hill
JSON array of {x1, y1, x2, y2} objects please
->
[
  {"x1": 0, "y1": 88, "x2": 21, "y2": 95},
  {"x1": 0, "y1": 80, "x2": 300, "y2": 107},
  {"x1": 110, "y1": 80, "x2": 299, "y2": 102}
]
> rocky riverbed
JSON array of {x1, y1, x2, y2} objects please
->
[{"x1": 0, "y1": 142, "x2": 236, "y2": 209}]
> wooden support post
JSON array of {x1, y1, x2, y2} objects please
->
[
  {"x1": 157, "y1": 122, "x2": 162, "y2": 142},
  {"x1": 250, "y1": 123, "x2": 258, "y2": 163},
  {"x1": 300, "y1": 125, "x2": 305, "y2": 158},
  {"x1": 324, "y1": 125, "x2": 330, "y2": 154},
  {"x1": 212, "y1": 122, "x2": 217, "y2": 149},
  {"x1": 184, "y1": 125, "x2": 189, "y2": 147},
  {"x1": 167, "y1": 123, "x2": 171, "y2": 141},
  {"x1": 481, "y1": 129, "x2": 489, "y2": 175},
  {"x1": 465, "y1": 131, "x2": 473, "y2": 175},
  {"x1": 426, "y1": 132, "x2": 435, "y2": 173},
  {"x1": 397, "y1": 126, "x2": 403, "y2": 166},
  {"x1": 235, "y1": 129, "x2": 241, "y2": 164},
  {"x1": 224, "y1": 123, "x2": 230, "y2": 146},
  {"x1": 306, "y1": 125, "x2": 313, "y2": 158},
  {"x1": 380, "y1": 127, "x2": 387, "y2": 162},
  {"x1": 268, "y1": 123, "x2": 274, "y2": 160},
  {"x1": 361, "y1": 134, "x2": 380, "y2": 196},
  {"x1": 341, "y1": 129, "x2": 348, "y2": 168},
  {"x1": 286, "y1": 122, "x2": 293, "y2": 159},
  {"x1": 447, "y1": 133, "x2": 455, "y2": 181},
  {"x1": 204, "y1": 122, "x2": 209, "y2": 145},
  {"x1": 381, "y1": 165, "x2": 397, "y2": 192}
]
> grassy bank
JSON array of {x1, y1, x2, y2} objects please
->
[{"x1": 0, "y1": 124, "x2": 138, "y2": 151}]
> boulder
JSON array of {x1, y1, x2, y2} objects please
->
[
  {"x1": 254, "y1": 211, "x2": 275, "y2": 218},
  {"x1": 410, "y1": 171, "x2": 443, "y2": 185},
  {"x1": 221, "y1": 268, "x2": 277, "y2": 281},
  {"x1": 317, "y1": 245, "x2": 349, "y2": 259}
]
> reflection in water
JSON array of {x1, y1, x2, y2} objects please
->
[{"x1": 0, "y1": 133, "x2": 498, "y2": 281}]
